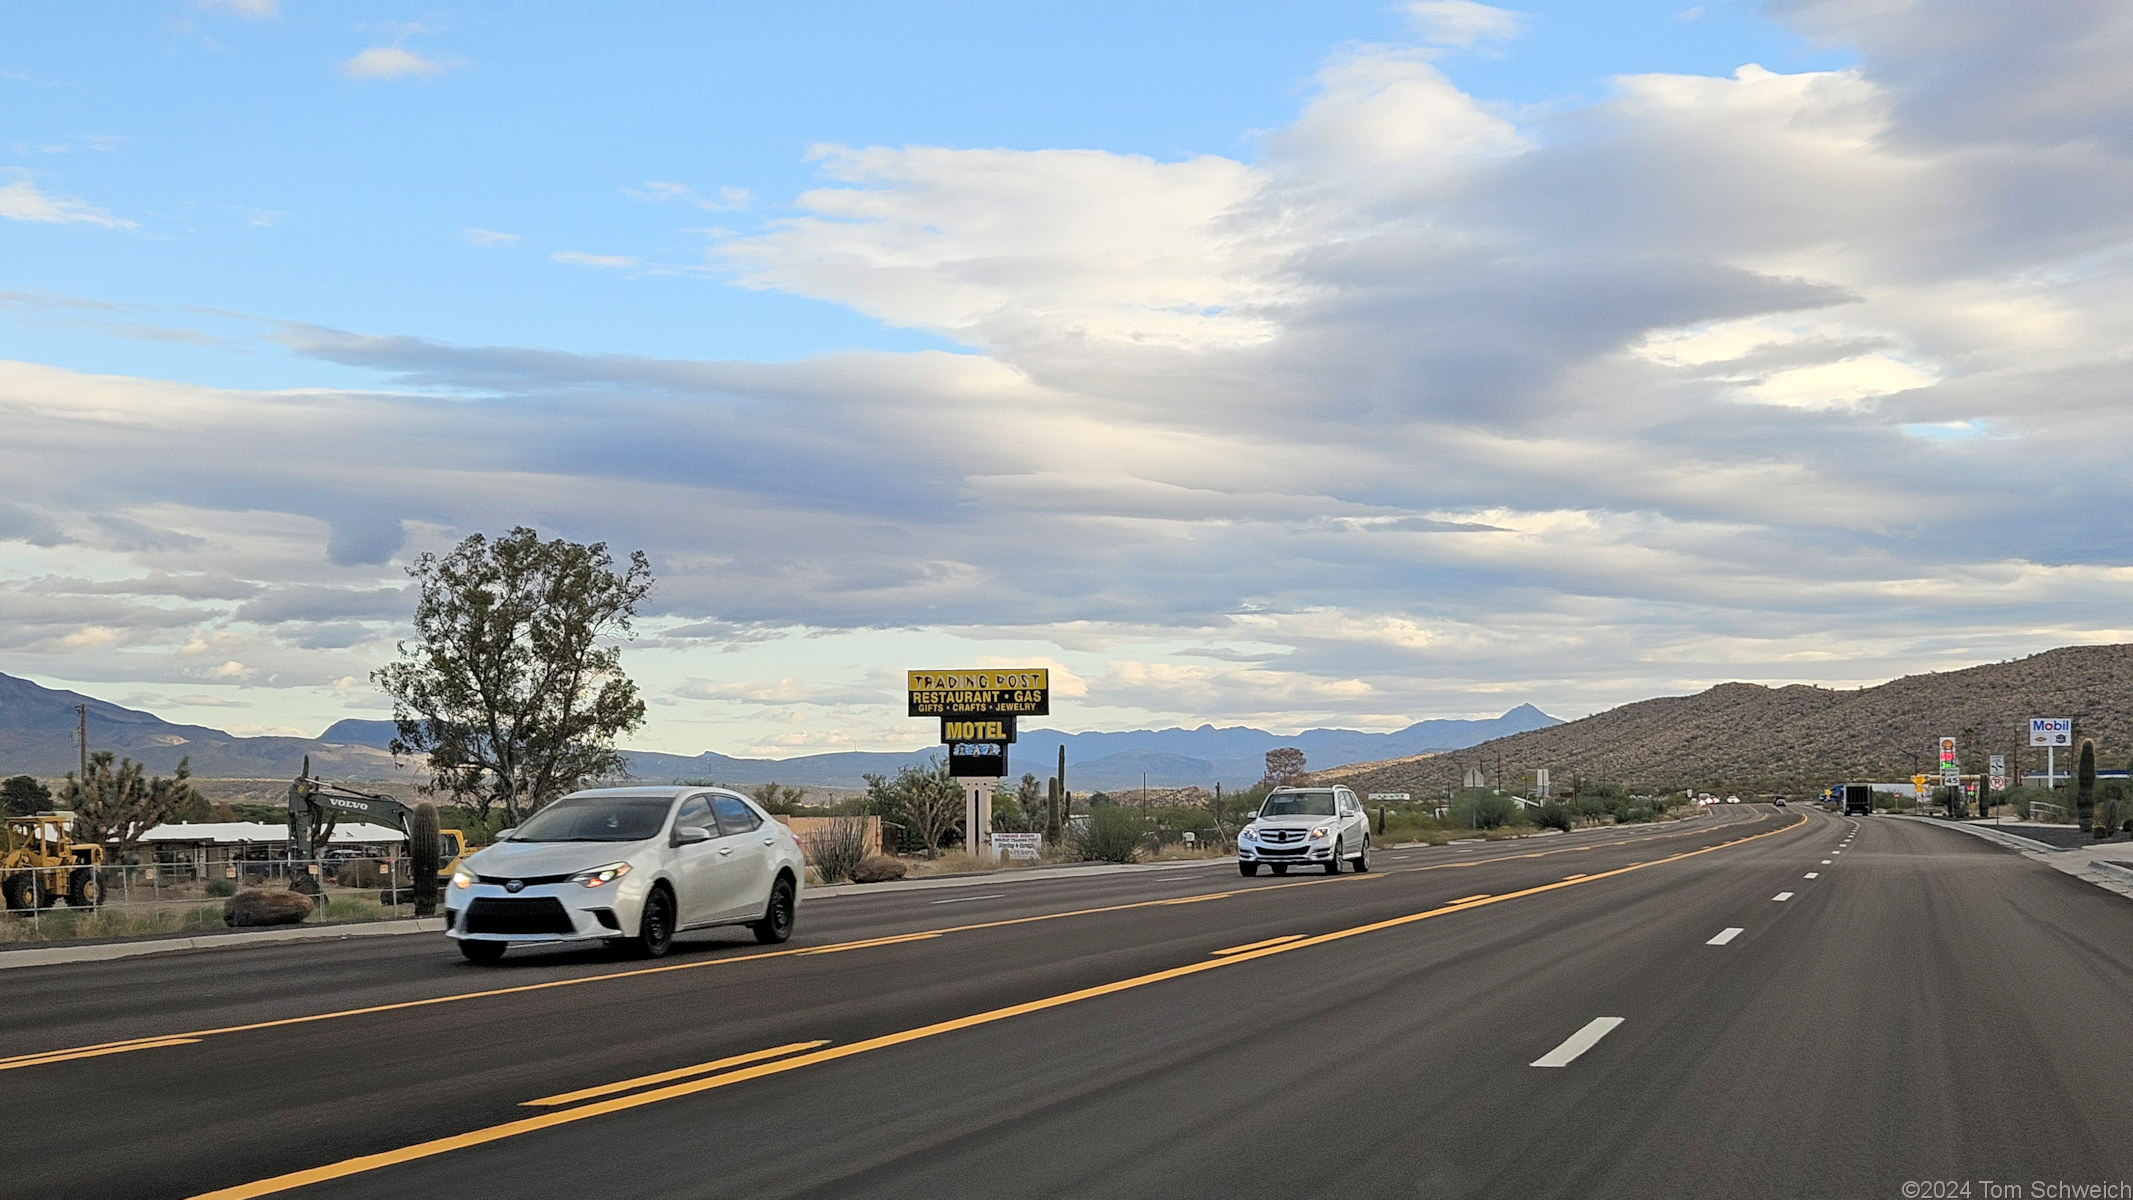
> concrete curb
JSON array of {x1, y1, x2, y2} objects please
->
[
  {"x1": 0, "y1": 917, "x2": 447, "y2": 971},
  {"x1": 1887, "y1": 815, "x2": 2060, "y2": 854}
]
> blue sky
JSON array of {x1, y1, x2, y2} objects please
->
[
  {"x1": 3, "y1": 1, "x2": 2126, "y2": 759},
  {"x1": 4, "y1": 2, "x2": 1844, "y2": 385}
]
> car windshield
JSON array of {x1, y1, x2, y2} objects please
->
[
  {"x1": 511, "y1": 796, "x2": 672, "y2": 843},
  {"x1": 1259, "y1": 791, "x2": 1337, "y2": 817}
]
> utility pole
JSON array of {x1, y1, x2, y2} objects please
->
[{"x1": 76, "y1": 703, "x2": 88, "y2": 782}]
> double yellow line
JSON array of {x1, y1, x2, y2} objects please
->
[{"x1": 190, "y1": 812, "x2": 1807, "y2": 1199}]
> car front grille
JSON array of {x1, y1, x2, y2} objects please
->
[
  {"x1": 477, "y1": 873, "x2": 572, "y2": 886},
  {"x1": 464, "y1": 897, "x2": 575, "y2": 935},
  {"x1": 1258, "y1": 828, "x2": 1306, "y2": 844},
  {"x1": 1254, "y1": 844, "x2": 1306, "y2": 856}
]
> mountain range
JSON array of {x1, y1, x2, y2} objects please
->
[{"x1": 0, "y1": 670, "x2": 1558, "y2": 791}]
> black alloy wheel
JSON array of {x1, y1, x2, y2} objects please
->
[
  {"x1": 1324, "y1": 840, "x2": 1343, "y2": 874},
  {"x1": 1270, "y1": 863, "x2": 1288, "y2": 876},
  {"x1": 752, "y1": 874, "x2": 796, "y2": 945},
  {"x1": 632, "y1": 885, "x2": 676, "y2": 958},
  {"x1": 1353, "y1": 839, "x2": 1369, "y2": 872},
  {"x1": 1238, "y1": 862, "x2": 1259, "y2": 877}
]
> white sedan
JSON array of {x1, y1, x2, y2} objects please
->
[{"x1": 445, "y1": 787, "x2": 805, "y2": 963}]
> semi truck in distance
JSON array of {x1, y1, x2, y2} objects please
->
[{"x1": 1835, "y1": 784, "x2": 1875, "y2": 815}]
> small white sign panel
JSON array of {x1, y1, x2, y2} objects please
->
[
  {"x1": 2030, "y1": 717, "x2": 2073, "y2": 747},
  {"x1": 992, "y1": 832, "x2": 1042, "y2": 861},
  {"x1": 1989, "y1": 754, "x2": 2007, "y2": 790},
  {"x1": 1367, "y1": 793, "x2": 1411, "y2": 801}
]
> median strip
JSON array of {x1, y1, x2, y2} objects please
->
[
  {"x1": 523, "y1": 1041, "x2": 827, "y2": 1107},
  {"x1": 1211, "y1": 934, "x2": 1305, "y2": 956}
]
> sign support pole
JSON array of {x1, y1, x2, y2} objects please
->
[{"x1": 965, "y1": 779, "x2": 997, "y2": 860}]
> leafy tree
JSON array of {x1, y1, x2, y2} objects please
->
[
  {"x1": 862, "y1": 756, "x2": 963, "y2": 856},
  {"x1": 1, "y1": 774, "x2": 51, "y2": 817},
  {"x1": 1262, "y1": 747, "x2": 1308, "y2": 788},
  {"x1": 62, "y1": 752, "x2": 202, "y2": 862},
  {"x1": 1072, "y1": 804, "x2": 1146, "y2": 864},
  {"x1": 374, "y1": 527, "x2": 653, "y2": 826}
]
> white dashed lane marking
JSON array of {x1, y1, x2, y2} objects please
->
[
  {"x1": 1531, "y1": 1017, "x2": 1625, "y2": 1068},
  {"x1": 1773, "y1": 892, "x2": 1794, "y2": 901},
  {"x1": 1707, "y1": 928, "x2": 1744, "y2": 945}
]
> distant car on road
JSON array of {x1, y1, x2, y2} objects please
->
[
  {"x1": 1237, "y1": 786, "x2": 1370, "y2": 877},
  {"x1": 444, "y1": 787, "x2": 804, "y2": 964},
  {"x1": 1773, "y1": 797, "x2": 1788, "y2": 807}
]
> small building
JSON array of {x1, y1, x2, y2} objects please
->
[{"x1": 138, "y1": 820, "x2": 408, "y2": 875}]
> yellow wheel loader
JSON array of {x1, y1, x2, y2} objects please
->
[{"x1": 2, "y1": 813, "x2": 105, "y2": 912}]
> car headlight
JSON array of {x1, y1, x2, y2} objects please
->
[
  {"x1": 1239, "y1": 827, "x2": 1258, "y2": 842},
  {"x1": 451, "y1": 869, "x2": 475, "y2": 890},
  {"x1": 1309, "y1": 826, "x2": 1332, "y2": 840},
  {"x1": 570, "y1": 862, "x2": 633, "y2": 888}
]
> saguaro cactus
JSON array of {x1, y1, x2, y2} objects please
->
[{"x1": 2077, "y1": 739, "x2": 2098, "y2": 832}]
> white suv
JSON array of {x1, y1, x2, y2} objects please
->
[{"x1": 1237, "y1": 786, "x2": 1371, "y2": 876}]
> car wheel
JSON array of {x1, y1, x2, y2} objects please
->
[
  {"x1": 751, "y1": 873, "x2": 797, "y2": 945},
  {"x1": 1325, "y1": 840, "x2": 1343, "y2": 874},
  {"x1": 1353, "y1": 839, "x2": 1369, "y2": 873},
  {"x1": 629, "y1": 885, "x2": 676, "y2": 958},
  {"x1": 457, "y1": 939, "x2": 506, "y2": 963},
  {"x1": 1270, "y1": 863, "x2": 1288, "y2": 876},
  {"x1": 1238, "y1": 862, "x2": 1259, "y2": 877}
]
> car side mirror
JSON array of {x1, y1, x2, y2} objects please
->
[{"x1": 671, "y1": 825, "x2": 713, "y2": 847}]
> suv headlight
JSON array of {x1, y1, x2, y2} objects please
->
[
  {"x1": 570, "y1": 862, "x2": 633, "y2": 888},
  {"x1": 1309, "y1": 826, "x2": 1332, "y2": 840},
  {"x1": 1239, "y1": 827, "x2": 1258, "y2": 842},
  {"x1": 450, "y1": 869, "x2": 475, "y2": 890}
]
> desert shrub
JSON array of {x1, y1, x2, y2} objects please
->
[
  {"x1": 1073, "y1": 805, "x2": 1146, "y2": 864},
  {"x1": 1535, "y1": 801, "x2": 1572, "y2": 832},
  {"x1": 204, "y1": 878, "x2": 238, "y2": 898},
  {"x1": 803, "y1": 817, "x2": 870, "y2": 884}
]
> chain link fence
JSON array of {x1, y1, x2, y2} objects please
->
[{"x1": 0, "y1": 854, "x2": 427, "y2": 945}]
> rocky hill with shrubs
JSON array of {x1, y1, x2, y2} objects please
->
[{"x1": 1322, "y1": 644, "x2": 2133, "y2": 796}]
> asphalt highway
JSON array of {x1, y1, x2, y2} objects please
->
[{"x1": 7, "y1": 805, "x2": 2133, "y2": 1200}]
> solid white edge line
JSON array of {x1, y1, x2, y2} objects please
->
[
  {"x1": 1772, "y1": 892, "x2": 1794, "y2": 901},
  {"x1": 1706, "y1": 927, "x2": 1744, "y2": 945},
  {"x1": 1531, "y1": 1017, "x2": 1626, "y2": 1067}
]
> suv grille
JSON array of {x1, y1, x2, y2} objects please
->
[
  {"x1": 1258, "y1": 828, "x2": 1306, "y2": 844},
  {"x1": 477, "y1": 873, "x2": 572, "y2": 886},
  {"x1": 464, "y1": 897, "x2": 575, "y2": 935}
]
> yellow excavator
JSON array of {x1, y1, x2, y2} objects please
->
[{"x1": 2, "y1": 813, "x2": 105, "y2": 912}]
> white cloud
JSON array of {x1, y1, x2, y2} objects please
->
[
  {"x1": 199, "y1": 0, "x2": 278, "y2": 18},
  {"x1": 461, "y1": 227, "x2": 522, "y2": 247},
  {"x1": 1405, "y1": 1, "x2": 1526, "y2": 49},
  {"x1": 626, "y1": 181, "x2": 752, "y2": 210},
  {"x1": 9, "y1": 4, "x2": 2133, "y2": 751},
  {"x1": 341, "y1": 46, "x2": 451, "y2": 81},
  {"x1": 551, "y1": 250, "x2": 638, "y2": 269},
  {"x1": 0, "y1": 179, "x2": 135, "y2": 228}
]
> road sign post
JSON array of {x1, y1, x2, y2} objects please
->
[{"x1": 2030, "y1": 718, "x2": 2071, "y2": 789}]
